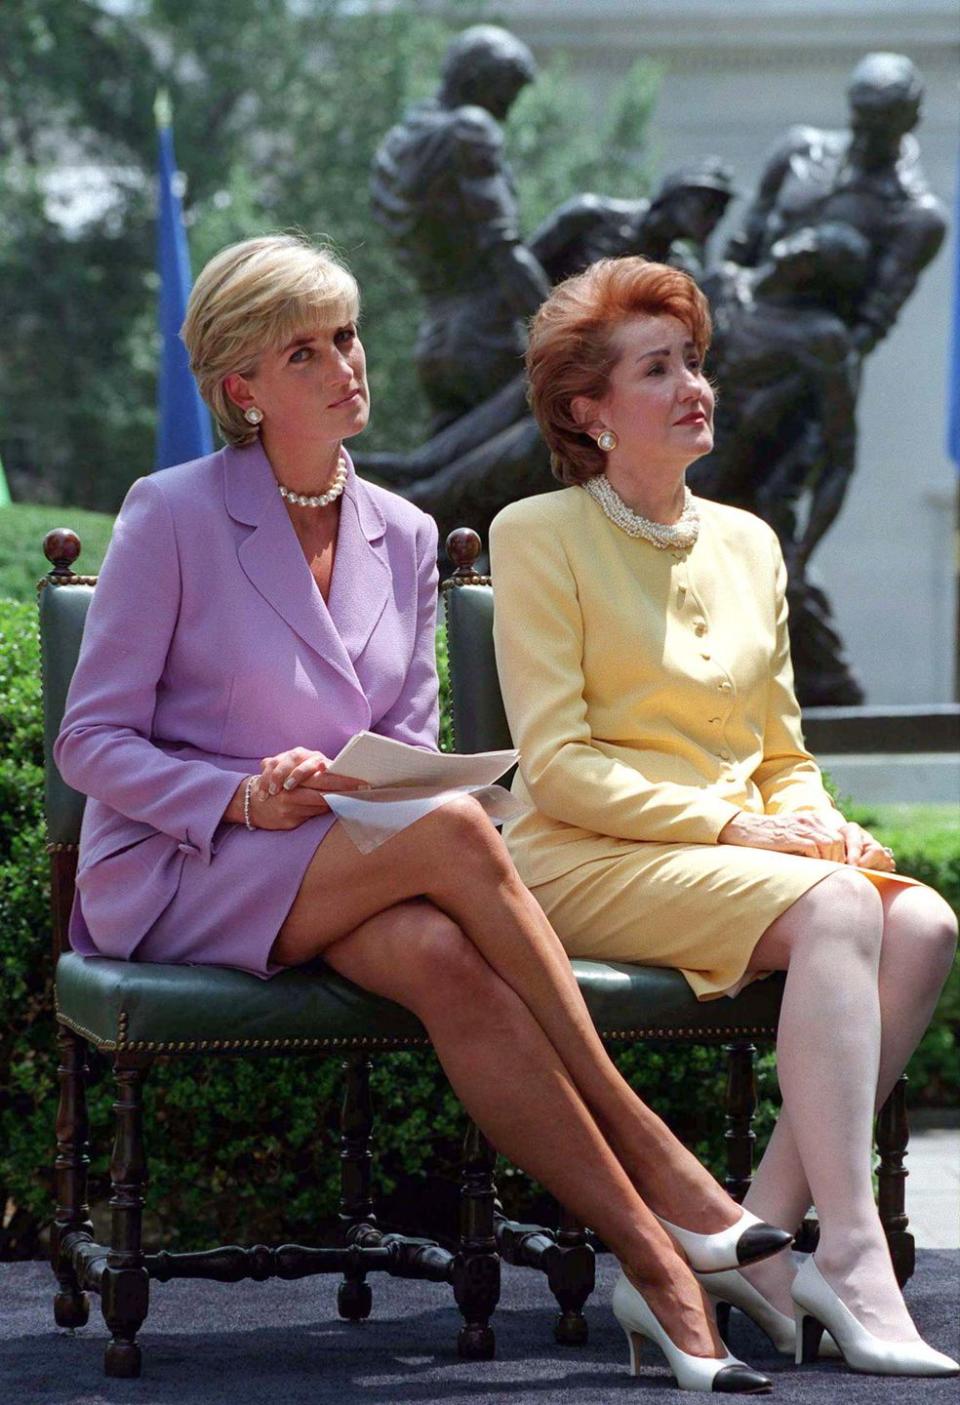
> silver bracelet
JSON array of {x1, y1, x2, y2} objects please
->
[{"x1": 243, "y1": 775, "x2": 258, "y2": 832}]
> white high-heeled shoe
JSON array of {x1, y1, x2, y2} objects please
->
[
  {"x1": 700, "y1": 1265, "x2": 840, "y2": 1358},
  {"x1": 653, "y1": 1205, "x2": 793, "y2": 1274},
  {"x1": 792, "y1": 1256, "x2": 959, "y2": 1377},
  {"x1": 612, "y1": 1270, "x2": 772, "y2": 1394}
]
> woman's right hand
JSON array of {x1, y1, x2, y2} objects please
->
[
  {"x1": 251, "y1": 747, "x2": 369, "y2": 831},
  {"x1": 249, "y1": 779, "x2": 336, "y2": 830},
  {"x1": 718, "y1": 810, "x2": 846, "y2": 862}
]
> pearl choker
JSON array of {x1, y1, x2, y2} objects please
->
[
  {"x1": 277, "y1": 454, "x2": 348, "y2": 508},
  {"x1": 583, "y1": 475, "x2": 700, "y2": 550}
]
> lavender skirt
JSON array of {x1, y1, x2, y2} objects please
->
[{"x1": 79, "y1": 816, "x2": 334, "y2": 980}]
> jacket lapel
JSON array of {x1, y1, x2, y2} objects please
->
[
  {"x1": 326, "y1": 459, "x2": 391, "y2": 663},
  {"x1": 223, "y1": 441, "x2": 364, "y2": 693}
]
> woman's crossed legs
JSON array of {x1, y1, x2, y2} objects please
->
[{"x1": 272, "y1": 797, "x2": 748, "y2": 1356}]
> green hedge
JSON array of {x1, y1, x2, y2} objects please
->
[{"x1": 1, "y1": 582, "x2": 958, "y2": 1257}]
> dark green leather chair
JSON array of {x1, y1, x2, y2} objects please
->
[
  {"x1": 441, "y1": 527, "x2": 915, "y2": 1289},
  {"x1": 42, "y1": 529, "x2": 500, "y2": 1381}
]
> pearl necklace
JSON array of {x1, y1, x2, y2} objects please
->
[
  {"x1": 583, "y1": 475, "x2": 700, "y2": 549},
  {"x1": 277, "y1": 454, "x2": 348, "y2": 508}
]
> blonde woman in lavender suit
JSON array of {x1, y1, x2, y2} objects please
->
[
  {"x1": 489, "y1": 255, "x2": 958, "y2": 1380},
  {"x1": 56, "y1": 233, "x2": 804, "y2": 1394}
]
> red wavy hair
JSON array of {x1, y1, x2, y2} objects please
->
[{"x1": 526, "y1": 257, "x2": 712, "y2": 485}]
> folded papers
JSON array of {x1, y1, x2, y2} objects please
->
[{"x1": 327, "y1": 730, "x2": 517, "y2": 789}]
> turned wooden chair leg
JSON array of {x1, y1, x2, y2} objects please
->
[
  {"x1": 550, "y1": 1205, "x2": 594, "y2": 1346},
  {"x1": 101, "y1": 1054, "x2": 152, "y2": 1378},
  {"x1": 337, "y1": 1053, "x2": 377, "y2": 1321},
  {"x1": 877, "y1": 1074, "x2": 915, "y2": 1287},
  {"x1": 723, "y1": 1040, "x2": 757, "y2": 1203},
  {"x1": 453, "y1": 1121, "x2": 499, "y2": 1360},
  {"x1": 714, "y1": 1040, "x2": 758, "y2": 1343},
  {"x1": 52, "y1": 1024, "x2": 94, "y2": 1330}
]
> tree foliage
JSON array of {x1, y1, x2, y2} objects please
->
[{"x1": 0, "y1": 0, "x2": 657, "y2": 511}]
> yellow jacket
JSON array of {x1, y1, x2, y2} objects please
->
[{"x1": 489, "y1": 488, "x2": 835, "y2": 887}]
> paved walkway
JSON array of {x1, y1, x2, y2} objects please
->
[{"x1": 907, "y1": 1116, "x2": 959, "y2": 1251}]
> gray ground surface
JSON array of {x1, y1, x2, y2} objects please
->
[{"x1": 2, "y1": 1252, "x2": 957, "y2": 1405}]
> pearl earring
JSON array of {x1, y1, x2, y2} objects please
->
[
  {"x1": 597, "y1": 429, "x2": 618, "y2": 452},
  {"x1": 244, "y1": 406, "x2": 264, "y2": 426}
]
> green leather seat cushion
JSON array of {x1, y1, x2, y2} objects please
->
[{"x1": 56, "y1": 951, "x2": 783, "y2": 1054}]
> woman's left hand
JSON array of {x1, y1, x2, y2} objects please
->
[{"x1": 837, "y1": 819, "x2": 896, "y2": 872}]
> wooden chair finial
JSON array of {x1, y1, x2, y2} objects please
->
[
  {"x1": 445, "y1": 528, "x2": 482, "y2": 577},
  {"x1": 43, "y1": 529, "x2": 82, "y2": 579}
]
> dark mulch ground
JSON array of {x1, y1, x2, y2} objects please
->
[{"x1": 2, "y1": 1251, "x2": 957, "y2": 1405}]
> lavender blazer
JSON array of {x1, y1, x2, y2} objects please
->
[{"x1": 55, "y1": 442, "x2": 439, "y2": 962}]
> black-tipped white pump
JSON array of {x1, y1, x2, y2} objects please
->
[
  {"x1": 612, "y1": 1271, "x2": 773, "y2": 1394},
  {"x1": 653, "y1": 1206, "x2": 793, "y2": 1274}
]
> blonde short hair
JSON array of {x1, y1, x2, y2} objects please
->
[{"x1": 182, "y1": 233, "x2": 360, "y2": 447}]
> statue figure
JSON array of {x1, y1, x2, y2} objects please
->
[
  {"x1": 529, "y1": 158, "x2": 738, "y2": 285},
  {"x1": 725, "y1": 52, "x2": 946, "y2": 356},
  {"x1": 690, "y1": 224, "x2": 872, "y2": 704},
  {"x1": 700, "y1": 52, "x2": 947, "y2": 703},
  {"x1": 357, "y1": 163, "x2": 736, "y2": 548},
  {"x1": 369, "y1": 24, "x2": 549, "y2": 432},
  {"x1": 361, "y1": 45, "x2": 948, "y2": 705}
]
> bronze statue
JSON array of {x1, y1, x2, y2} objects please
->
[
  {"x1": 369, "y1": 24, "x2": 549, "y2": 432},
  {"x1": 529, "y1": 158, "x2": 737, "y2": 286},
  {"x1": 700, "y1": 52, "x2": 947, "y2": 703},
  {"x1": 725, "y1": 52, "x2": 946, "y2": 356},
  {"x1": 696, "y1": 226, "x2": 869, "y2": 562},
  {"x1": 690, "y1": 224, "x2": 872, "y2": 704},
  {"x1": 363, "y1": 40, "x2": 947, "y2": 703},
  {"x1": 357, "y1": 163, "x2": 736, "y2": 548}
]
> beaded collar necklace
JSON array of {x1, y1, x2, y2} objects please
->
[{"x1": 583, "y1": 475, "x2": 700, "y2": 550}]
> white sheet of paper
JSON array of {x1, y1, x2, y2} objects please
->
[
  {"x1": 324, "y1": 783, "x2": 525, "y2": 853},
  {"x1": 326, "y1": 731, "x2": 517, "y2": 789}
]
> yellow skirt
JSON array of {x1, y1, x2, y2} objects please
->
[{"x1": 524, "y1": 837, "x2": 917, "y2": 1001}]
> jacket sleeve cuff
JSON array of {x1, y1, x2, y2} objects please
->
[{"x1": 182, "y1": 769, "x2": 251, "y2": 864}]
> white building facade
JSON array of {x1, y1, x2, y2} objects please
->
[{"x1": 498, "y1": 0, "x2": 959, "y2": 705}]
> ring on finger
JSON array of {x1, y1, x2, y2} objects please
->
[{"x1": 870, "y1": 845, "x2": 896, "y2": 870}]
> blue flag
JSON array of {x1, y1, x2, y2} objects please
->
[
  {"x1": 155, "y1": 94, "x2": 213, "y2": 471},
  {"x1": 949, "y1": 154, "x2": 960, "y2": 471}
]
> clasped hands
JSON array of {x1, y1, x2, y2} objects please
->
[
  {"x1": 244, "y1": 747, "x2": 369, "y2": 831},
  {"x1": 719, "y1": 810, "x2": 895, "y2": 871}
]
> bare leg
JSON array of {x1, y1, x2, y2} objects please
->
[
  {"x1": 273, "y1": 800, "x2": 738, "y2": 1232},
  {"x1": 320, "y1": 896, "x2": 724, "y2": 1357},
  {"x1": 740, "y1": 881, "x2": 957, "y2": 1316}
]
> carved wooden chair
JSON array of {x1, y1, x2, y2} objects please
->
[
  {"x1": 42, "y1": 524, "x2": 913, "y2": 1383},
  {"x1": 440, "y1": 527, "x2": 916, "y2": 1312},
  {"x1": 42, "y1": 528, "x2": 503, "y2": 1379}
]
